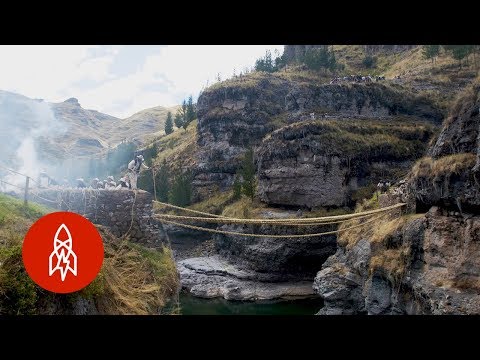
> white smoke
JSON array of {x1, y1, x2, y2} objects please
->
[{"x1": 0, "y1": 91, "x2": 66, "y2": 192}]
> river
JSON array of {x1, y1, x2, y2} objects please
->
[{"x1": 176, "y1": 292, "x2": 324, "y2": 315}]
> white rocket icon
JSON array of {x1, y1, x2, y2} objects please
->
[{"x1": 49, "y1": 224, "x2": 78, "y2": 281}]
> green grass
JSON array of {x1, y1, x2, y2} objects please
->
[
  {"x1": 0, "y1": 193, "x2": 53, "y2": 221},
  {"x1": 411, "y1": 153, "x2": 477, "y2": 178},
  {"x1": 150, "y1": 120, "x2": 198, "y2": 171},
  {"x1": 0, "y1": 193, "x2": 178, "y2": 315},
  {"x1": 189, "y1": 190, "x2": 235, "y2": 215},
  {"x1": 263, "y1": 118, "x2": 436, "y2": 163},
  {"x1": 0, "y1": 194, "x2": 52, "y2": 314}
]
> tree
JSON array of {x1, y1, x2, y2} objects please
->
[
  {"x1": 255, "y1": 50, "x2": 274, "y2": 72},
  {"x1": 156, "y1": 159, "x2": 169, "y2": 202},
  {"x1": 164, "y1": 111, "x2": 174, "y2": 135},
  {"x1": 422, "y1": 45, "x2": 440, "y2": 64},
  {"x1": 362, "y1": 55, "x2": 377, "y2": 68},
  {"x1": 186, "y1": 95, "x2": 196, "y2": 125},
  {"x1": 174, "y1": 110, "x2": 184, "y2": 129},
  {"x1": 303, "y1": 47, "x2": 337, "y2": 72},
  {"x1": 168, "y1": 172, "x2": 192, "y2": 206},
  {"x1": 443, "y1": 45, "x2": 474, "y2": 67},
  {"x1": 239, "y1": 148, "x2": 255, "y2": 199},
  {"x1": 178, "y1": 100, "x2": 188, "y2": 130},
  {"x1": 232, "y1": 176, "x2": 242, "y2": 200}
]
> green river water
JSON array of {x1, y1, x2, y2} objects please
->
[{"x1": 177, "y1": 293, "x2": 324, "y2": 315}]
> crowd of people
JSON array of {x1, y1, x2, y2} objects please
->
[
  {"x1": 329, "y1": 74, "x2": 386, "y2": 84},
  {"x1": 38, "y1": 154, "x2": 150, "y2": 191}
]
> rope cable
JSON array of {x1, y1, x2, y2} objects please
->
[
  {"x1": 158, "y1": 214, "x2": 385, "y2": 238},
  {"x1": 154, "y1": 202, "x2": 405, "y2": 224}
]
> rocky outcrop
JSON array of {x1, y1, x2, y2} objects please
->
[
  {"x1": 314, "y1": 208, "x2": 480, "y2": 314},
  {"x1": 193, "y1": 76, "x2": 290, "y2": 200},
  {"x1": 194, "y1": 73, "x2": 442, "y2": 201},
  {"x1": 179, "y1": 256, "x2": 315, "y2": 300},
  {"x1": 214, "y1": 224, "x2": 337, "y2": 276},
  {"x1": 409, "y1": 154, "x2": 480, "y2": 213},
  {"x1": 428, "y1": 82, "x2": 479, "y2": 159},
  {"x1": 409, "y1": 80, "x2": 480, "y2": 213},
  {"x1": 257, "y1": 119, "x2": 434, "y2": 208},
  {"x1": 314, "y1": 81, "x2": 480, "y2": 314},
  {"x1": 177, "y1": 209, "x2": 336, "y2": 301}
]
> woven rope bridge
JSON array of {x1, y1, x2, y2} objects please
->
[{"x1": 153, "y1": 201, "x2": 406, "y2": 238}]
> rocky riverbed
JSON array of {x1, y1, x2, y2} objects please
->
[{"x1": 168, "y1": 208, "x2": 335, "y2": 302}]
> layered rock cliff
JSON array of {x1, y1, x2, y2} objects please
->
[
  {"x1": 181, "y1": 68, "x2": 445, "y2": 302},
  {"x1": 313, "y1": 80, "x2": 480, "y2": 314},
  {"x1": 257, "y1": 119, "x2": 435, "y2": 208},
  {"x1": 178, "y1": 207, "x2": 337, "y2": 300},
  {"x1": 193, "y1": 73, "x2": 443, "y2": 201}
]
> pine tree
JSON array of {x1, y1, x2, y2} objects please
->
[
  {"x1": 186, "y1": 95, "x2": 196, "y2": 125},
  {"x1": 255, "y1": 50, "x2": 278, "y2": 73},
  {"x1": 422, "y1": 45, "x2": 440, "y2": 64},
  {"x1": 174, "y1": 110, "x2": 184, "y2": 129},
  {"x1": 443, "y1": 45, "x2": 474, "y2": 67},
  {"x1": 240, "y1": 148, "x2": 255, "y2": 199},
  {"x1": 168, "y1": 172, "x2": 192, "y2": 206},
  {"x1": 233, "y1": 176, "x2": 242, "y2": 200},
  {"x1": 179, "y1": 100, "x2": 188, "y2": 130},
  {"x1": 164, "y1": 111, "x2": 174, "y2": 135},
  {"x1": 303, "y1": 47, "x2": 337, "y2": 72},
  {"x1": 156, "y1": 159, "x2": 169, "y2": 202}
]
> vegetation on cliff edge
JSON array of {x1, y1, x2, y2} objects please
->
[{"x1": 0, "y1": 193, "x2": 178, "y2": 315}]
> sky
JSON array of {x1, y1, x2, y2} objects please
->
[{"x1": 0, "y1": 45, "x2": 283, "y2": 118}]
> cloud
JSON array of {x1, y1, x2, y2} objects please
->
[{"x1": 0, "y1": 45, "x2": 283, "y2": 118}]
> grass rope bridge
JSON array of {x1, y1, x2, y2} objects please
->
[
  {"x1": 158, "y1": 215, "x2": 386, "y2": 238},
  {"x1": 153, "y1": 200, "x2": 406, "y2": 238}
]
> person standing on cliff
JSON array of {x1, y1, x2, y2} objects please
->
[{"x1": 127, "y1": 154, "x2": 149, "y2": 189}]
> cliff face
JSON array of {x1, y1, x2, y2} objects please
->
[
  {"x1": 313, "y1": 80, "x2": 480, "y2": 314},
  {"x1": 410, "y1": 81, "x2": 480, "y2": 213},
  {"x1": 214, "y1": 224, "x2": 337, "y2": 277},
  {"x1": 314, "y1": 206, "x2": 480, "y2": 315},
  {"x1": 257, "y1": 119, "x2": 435, "y2": 208},
  {"x1": 193, "y1": 73, "x2": 442, "y2": 201},
  {"x1": 178, "y1": 208, "x2": 337, "y2": 301}
]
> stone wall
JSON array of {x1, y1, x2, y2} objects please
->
[{"x1": 31, "y1": 188, "x2": 164, "y2": 247}]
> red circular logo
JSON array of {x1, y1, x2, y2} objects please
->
[{"x1": 22, "y1": 212, "x2": 104, "y2": 294}]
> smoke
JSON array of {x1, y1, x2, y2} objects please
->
[{"x1": 0, "y1": 91, "x2": 66, "y2": 192}]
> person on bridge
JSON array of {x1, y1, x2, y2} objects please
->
[
  {"x1": 76, "y1": 178, "x2": 86, "y2": 188},
  {"x1": 90, "y1": 178, "x2": 100, "y2": 189},
  {"x1": 116, "y1": 177, "x2": 129, "y2": 189},
  {"x1": 127, "y1": 154, "x2": 149, "y2": 190}
]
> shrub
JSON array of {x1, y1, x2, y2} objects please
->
[{"x1": 362, "y1": 55, "x2": 377, "y2": 69}]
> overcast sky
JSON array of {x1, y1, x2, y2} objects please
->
[{"x1": 0, "y1": 45, "x2": 283, "y2": 118}]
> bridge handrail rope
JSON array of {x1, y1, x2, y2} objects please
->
[
  {"x1": 158, "y1": 214, "x2": 386, "y2": 238},
  {"x1": 0, "y1": 163, "x2": 38, "y2": 184},
  {"x1": 153, "y1": 200, "x2": 227, "y2": 218},
  {"x1": 154, "y1": 202, "x2": 406, "y2": 224},
  {"x1": 154, "y1": 212, "x2": 380, "y2": 226},
  {"x1": 0, "y1": 178, "x2": 25, "y2": 190}
]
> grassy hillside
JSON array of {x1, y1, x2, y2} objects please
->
[
  {"x1": 116, "y1": 105, "x2": 180, "y2": 146},
  {"x1": 146, "y1": 119, "x2": 198, "y2": 173},
  {"x1": 0, "y1": 194, "x2": 178, "y2": 315},
  {"x1": 332, "y1": 45, "x2": 478, "y2": 111},
  {"x1": 263, "y1": 117, "x2": 437, "y2": 161}
]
